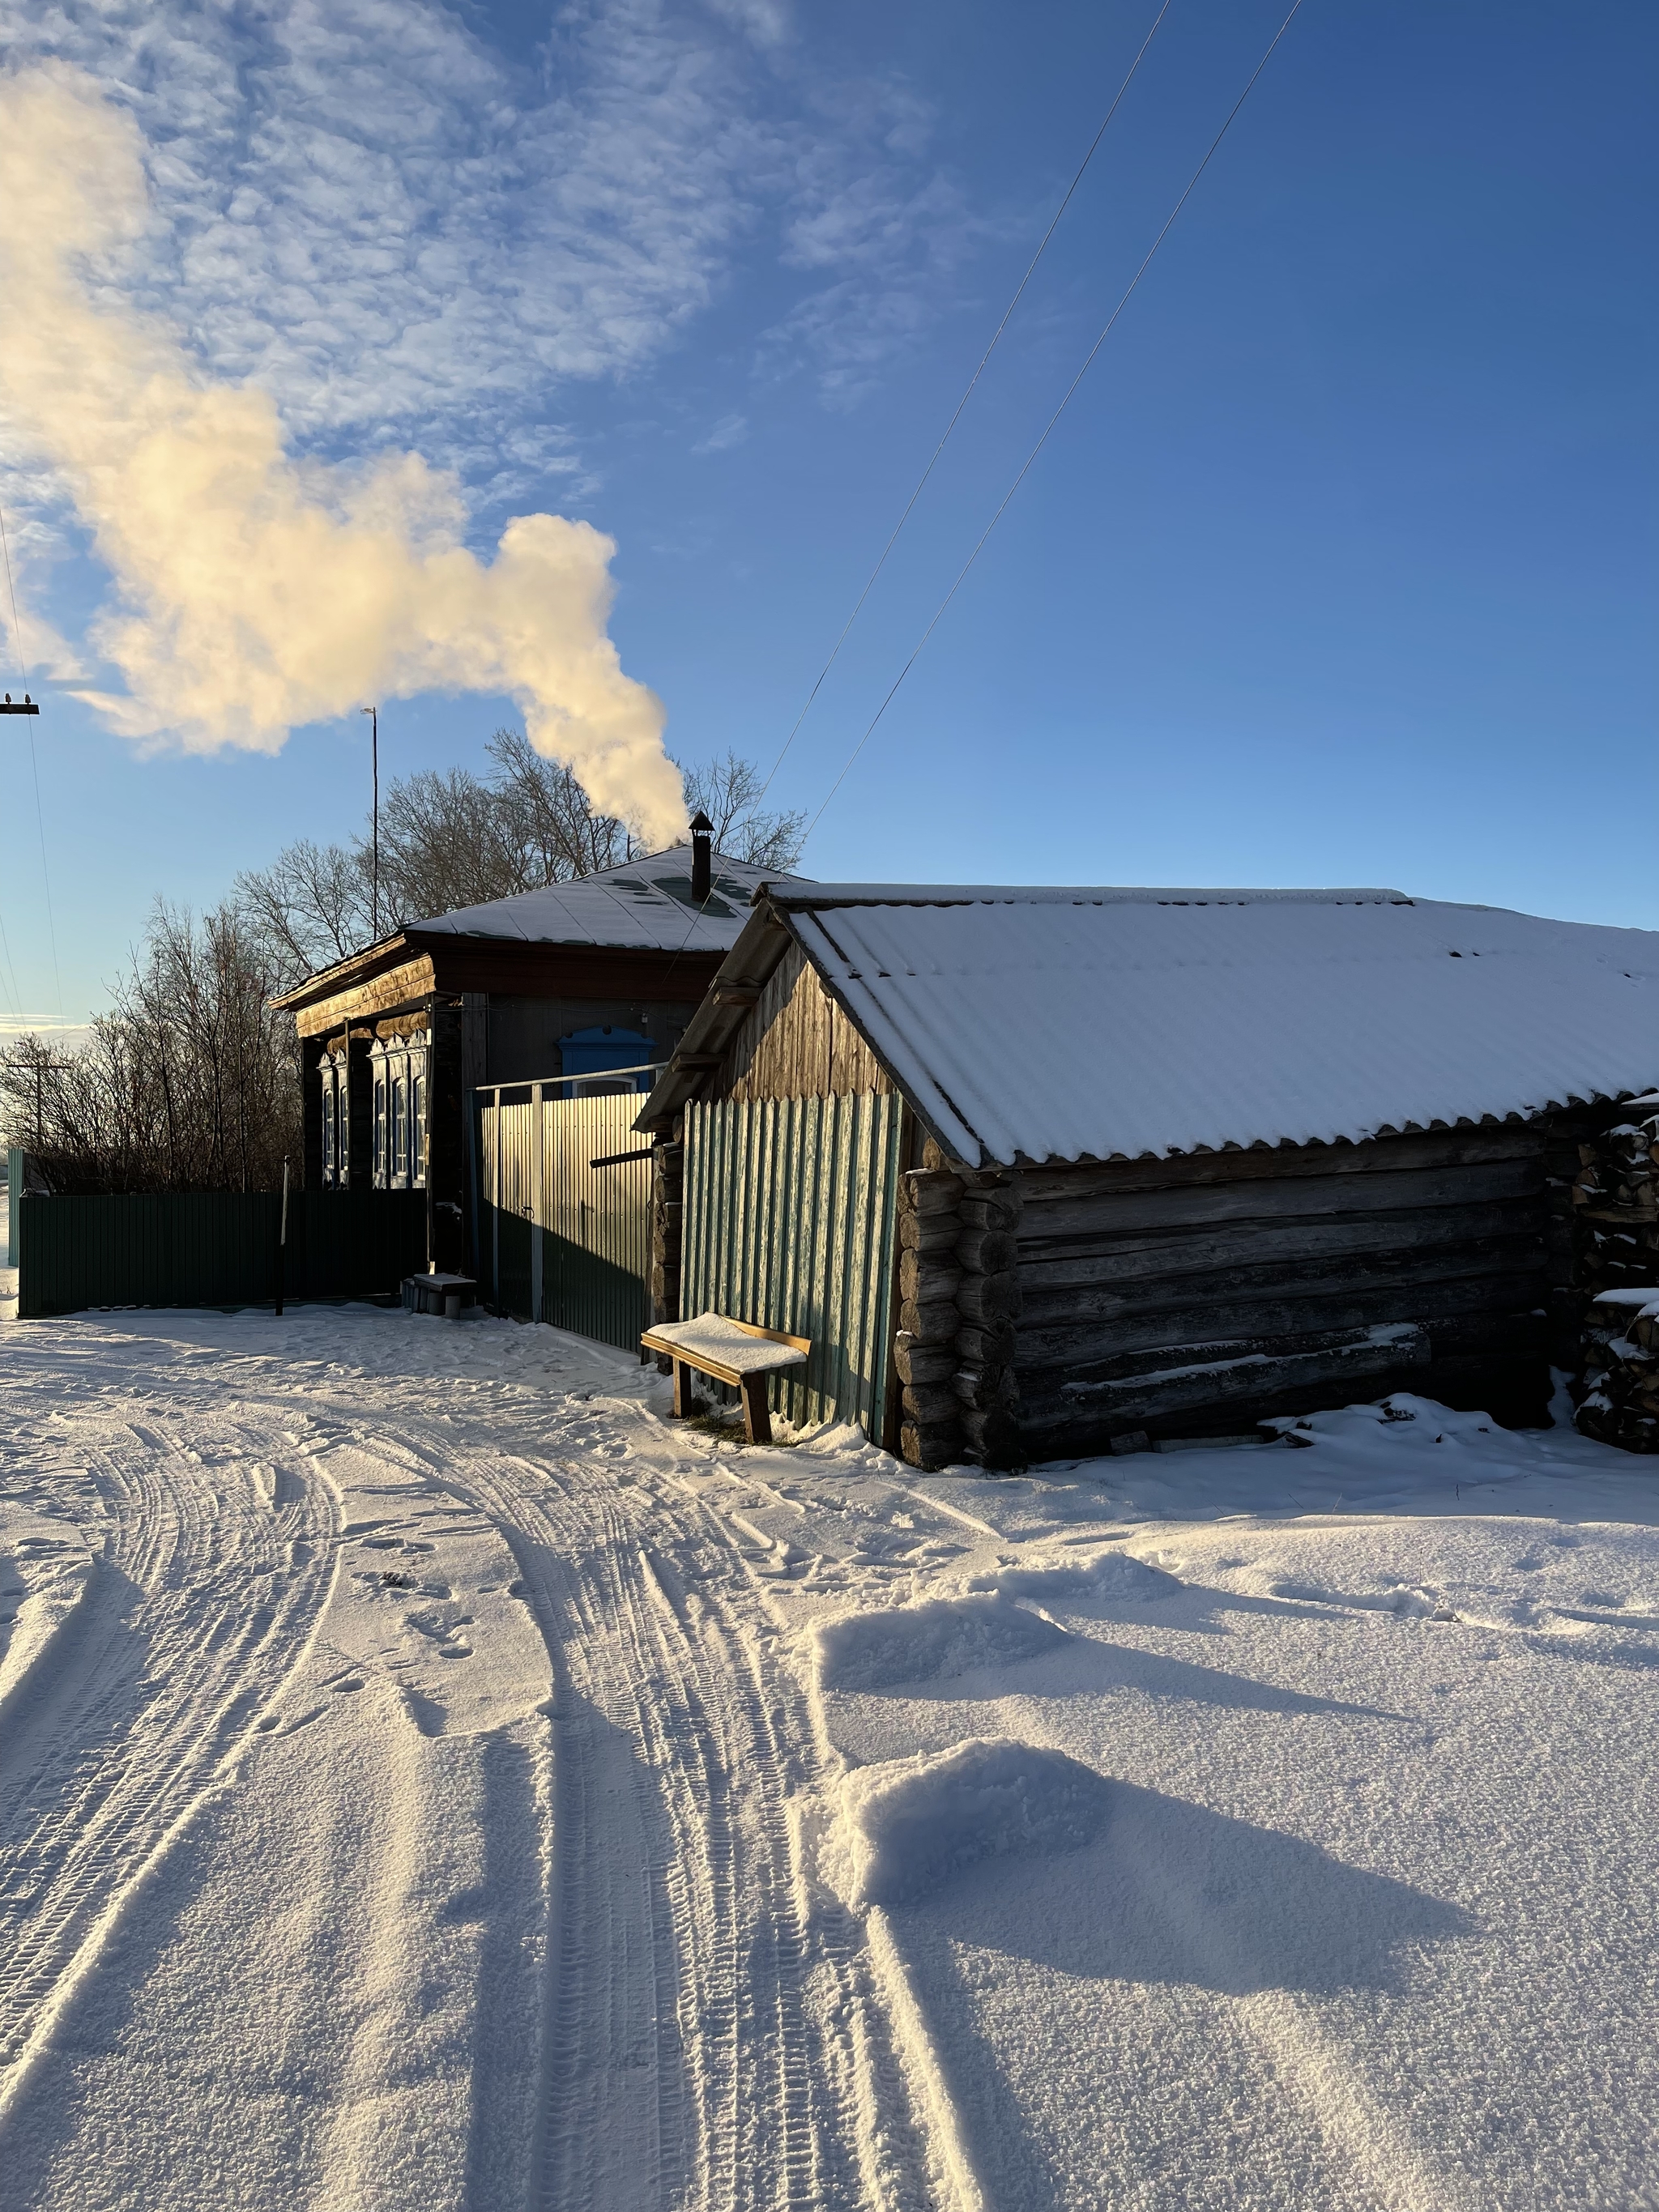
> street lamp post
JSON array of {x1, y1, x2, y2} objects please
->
[{"x1": 360, "y1": 705, "x2": 379, "y2": 939}]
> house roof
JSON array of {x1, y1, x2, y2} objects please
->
[
  {"x1": 638, "y1": 884, "x2": 1659, "y2": 1166},
  {"x1": 271, "y1": 845, "x2": 806, "y2": 1012},
  {"x1": 406, "y1": 844, "x2": 804, "y2": 953}
]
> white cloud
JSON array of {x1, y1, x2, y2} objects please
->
[
  {"x1": 0, "y1": 64, "x2": 689, "y2": 844},
  {"x1": 762, "y1": 81, "x2": 1000, "y2": 407},
  {"x1": 2, "y1": 0, "x2": 770, "y2": 479},
  {"x1": 693, "y1": 411, "x2": 749, "y2": 453}
]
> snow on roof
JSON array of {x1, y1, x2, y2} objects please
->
[
  {"x1": 408, "y1": 845, "x2": 806, "y2": 953},
  {"x1": 767, "y1": 886, "x2": 1659, "y2": 1166}
]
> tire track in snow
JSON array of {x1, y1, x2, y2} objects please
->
[
  {"x1": 454, "y1": 1422, "x2": 944, "y2": 2212},
  {"x1": 0, "y1": 1410, "x2": 339, "y2": 2105}
]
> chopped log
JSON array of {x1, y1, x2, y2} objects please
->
[
  {"x1": 902, "y1": 1169, "x2": 965, "y2": 1215},
  {"x1": 893, "y1": 1333, "x2": 957, "y2": 1387},
  {"x1": 952, "y1": 1365, "x2": 1017, "y2": 1409},
  {"x1": 959, "y1": 1406, "x2": 1023, "y2": 1467},
  {"x1": 900, "y1": 1210, "x2": 963, "y2": 1255},
  {"x1": 900, "y1": 1248, "x2": 962, "y2": 1304},
  {"x1": 959, "y1": 1193, "x2": 1021, "y2": 1234},
  {"x1": 956, "y1": 1229, "x2": 1018, "y2": 1274},
  {"x1": 955, "y1": 1272, "x2": 1021, "y2": 1323},
  {"x1": 899, "y1": 1297, "x2": 962, "y2": 1345},
  {"x1": 957, "y1": 1320, "x2": 1017, "y2": 1367},
  {"x1": 900, "y1": 1419, "x2": 963, "y2": 1472},
  {"x1": 903, "y1": 1380, "x2": 962, "y2": 1424}
]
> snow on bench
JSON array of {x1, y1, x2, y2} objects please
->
[{"x1": 641, "y1": 1313, "x2": 810, "y2": 1444}]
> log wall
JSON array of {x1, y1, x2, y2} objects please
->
[{"x1": 1006, "y1": 1123, "x2": 1555, "y2": 1455}]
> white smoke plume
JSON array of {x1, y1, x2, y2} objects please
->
[{"x1": 0, "y1": 63, "x2": 687, "y2": 846}]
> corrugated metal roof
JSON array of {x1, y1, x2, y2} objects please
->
[
  {"x1": 760, "y1": 886, "x2": 1659, "y2": 1166},
  {"x1": 408, "y1": 846, "x2": 806, "y2": 953}
]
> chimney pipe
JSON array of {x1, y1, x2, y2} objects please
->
[{"x1": 689, "y1": 811, "x2": 713, "y2": 904}]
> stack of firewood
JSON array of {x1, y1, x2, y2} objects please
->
[
  {"x1": 649, "y1": 1140, "x2": 683, "y2": 1328},
  {"x1": 1569, "y1": 1097, "x2": 1659, "y2": 1451},
  {"x1": 893, "y1": 1149, "x2": 1025, "y2": 1471},
  {"x1": 1576, "y1": 1286, "x2": 1659, "y2": 1452},
  {"x1": 1568, "y1": 1101, "x2": 1659, "y2": 1304}
]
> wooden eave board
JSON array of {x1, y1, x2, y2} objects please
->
[{"x1": 293, "y1": 956, "x2": 437, "y2": 1038}]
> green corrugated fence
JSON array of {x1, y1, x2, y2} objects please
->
[
  {"x1": 682, "y1": 1091, "x2": 905, "y2": 1442},
  {"x1": 478, "y1": 1090, "x2": 653, "y2": 1352},
  {"x1": 15, "y1": 1189, "x2": 428, "y2": 1318}
]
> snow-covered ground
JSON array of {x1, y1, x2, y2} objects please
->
[{"x1": 2, "y1": 1293, "x2": 1657, "y2": 2211}]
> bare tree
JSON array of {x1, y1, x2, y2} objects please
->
[
  {"x1": 0, "y1": 902, "x2": 301, "y2": 1193},
  {"x1": 484, "y1": 729, "x2": 638, "y2": 880},
  {"x1": 677, "y1": 750, "x2": 806, "y2": 872},
  {"x1": 235, "y1": 733, "x2": 805, "y2": 993},
  {"x1": 235, "y1": 838, "x2": 372, "y2": 993}
]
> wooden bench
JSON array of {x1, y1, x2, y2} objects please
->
[
  {"x1": 403, "y1": 1272, "x2": 478, "y2": 1317},
  {"x1": 640, "y1": 1313, "x2": 811, "y2": 1445}
]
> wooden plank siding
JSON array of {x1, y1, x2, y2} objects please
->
[
  {"x1": 1008, "y1": 1121, "x2": 1555, "y2": 1450},
  {"x1": 716, "y1": 943, "x2": 893, "y2": 1105}
]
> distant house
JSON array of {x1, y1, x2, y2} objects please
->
[
  {"x1": 636, "y1": 882, "x2": 1659, "y2": 1466},
  {"x1": 272, "y1": 823, "x2": 800, "y2": 1272}
]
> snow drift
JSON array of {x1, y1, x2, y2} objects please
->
[
  {"x1": 809, "y1": 1592, "x2": 1068, "y2": 1694},
  {"x1": 834, "y1": 1737, "x2": 1112, "y2": 1908},
  {"x1": 965, "y1": 1548, "x2": 1182, "y2": 1606}
]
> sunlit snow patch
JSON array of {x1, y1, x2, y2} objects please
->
[
  {"x1": 1262, "y1": 1393, "x2": 1520, "y2": 1472},
  {"x1": 834, "y1": 1736, "x2": 1111, "y2": 1907},
  {"x1": 965, "y1": 1548, "x2": 1181, "y2": 1606},
  {"x1": 810, "y1": 1592, "x2": 1068, "y2": 1693}
]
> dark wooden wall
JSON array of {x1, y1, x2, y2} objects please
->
[
  {"x1": 715, "y1": 943, "x2": 893, "y2": 1103},
  {"x1": 1007, "y1": 1123, "x2": 1556, "y2": 1452}
]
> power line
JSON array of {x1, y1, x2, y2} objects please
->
[
  {"x1": 755, "y1": 0, "x2": 1176, "y2": 806},
  {"x1": 0, "y1": 495, "x2": 64, "y2": 1016},
  {"x1": 800, "y1": 0, "x2": 1306, "y2": 846},
  {"x1": 0, "y1": 906, "x2": 24, "y2": 1025}
]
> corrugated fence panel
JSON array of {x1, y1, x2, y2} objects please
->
[
  {"x1": 682, "y1": 1091, "x2": 903, "y2": 1440},
  {"x1": 15, "y1": 1190, "x2": 425, "y2": 1316},
  {"x1": 541, "y1": 1094, "x2": 652, "y2": 1350},
  {"x1": 478, "y1": 1092, "x2": 652, "y2": 1350}
]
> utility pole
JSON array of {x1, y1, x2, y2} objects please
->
[
  {"x1": 360, "y1": 705, "x2": 379, "y2": 939},
  {"x1": 30, "y1": 1053, "x2": 73, "y2": 1153}
]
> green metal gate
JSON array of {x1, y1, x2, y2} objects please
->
[
  {"x1": 479, "y1": 1089, "x2": 653, "y2": 1350},
  {"x1": 682, "y1": 1091, "x2": 905, "y2": 1441}
]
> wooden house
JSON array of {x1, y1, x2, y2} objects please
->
[
  {"x1": 272, "y1": 824, "x2": 796, "y2": 1272},
  {"x1": 635, "y1": 881, "x2": 1659, "y2": 1468}
]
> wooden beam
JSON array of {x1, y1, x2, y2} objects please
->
[
  {"x1": 1016, "y1": 1266, "x2": 1550, "y2": 1375},
  {"x1": 1015, "y1": 1196, "x2": 1547, "y2": 1285},
  {"x1": 1014, "y1": 1158, "x2": 1544, "y2": 1242},
  {"x1": 1017, "y1": 1323, "x2": 1431, "y2": 1438},
  {"x1": 1013, "y1": 1123, "x2": 1546, "y2": 1203}
]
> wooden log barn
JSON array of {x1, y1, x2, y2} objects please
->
[
  {"x1": 635, "y1": 883, "x2": 1659, "y2": 1468},
  {"x1": 271, "y1": 825, "x2": 796, "y2": 1274}
]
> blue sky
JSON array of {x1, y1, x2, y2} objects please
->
[{"x1": 0, "y1": 0, "x2": 1652, "y2": 1036}]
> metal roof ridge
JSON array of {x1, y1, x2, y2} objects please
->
[{"x1": 760, "y1": 882, "x2": 1415, "y2": 910}]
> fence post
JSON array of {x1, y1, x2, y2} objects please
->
[
  {"x1": 274, "y1": 1157, "x2": 289, "y2": 1315},
  {"x1": 531, "y1": 1082, "x2": 544, "y2": 1325}
]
